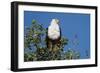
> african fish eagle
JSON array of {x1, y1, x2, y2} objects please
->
[{"x1": 46, "y1": 19, "x2": 61, "y2": 49}]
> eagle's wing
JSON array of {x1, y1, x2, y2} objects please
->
[
  {"x1": 46, "y1": 28, "x2": 51, "y2": 49},
  {"x1": 60, "y1": 27, "x2": 62, "y2": 39}
]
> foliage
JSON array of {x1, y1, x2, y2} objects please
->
[
  {"x1": 64, "y1": 49, "x2": 80, "y2": 60},
  {"x1": 24, "y1": 19, "x2": 80, "y2": 62},
  {"x1": 24, "y1": 52, "x2": 37, "y2": 62}
]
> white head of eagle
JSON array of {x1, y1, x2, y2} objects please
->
[
  {"x1": 48, "y1": 19, "x2": 61, "y2": 40},
  {"x1": 46, "y1": 19, "x2": 61, "y2": 49}
]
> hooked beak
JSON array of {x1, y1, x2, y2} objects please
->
[{"x1": 56, "y1": 19, "x2": 59, "y2": 24}]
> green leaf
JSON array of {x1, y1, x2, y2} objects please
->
[{"x1": 32, "y1": 19, "x2": 36, "y2": 24}]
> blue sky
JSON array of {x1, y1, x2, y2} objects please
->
[{"x1": 24, "y1": 11, "x2": 90, "y2": 59}]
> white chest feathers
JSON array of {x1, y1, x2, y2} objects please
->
[{"x1": 48, "y1": 24, "x2": 60, "y2": 40}]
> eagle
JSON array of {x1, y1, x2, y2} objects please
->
[{"x1": 46, "y1": 19, "x2": 61, "y2": 51}]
